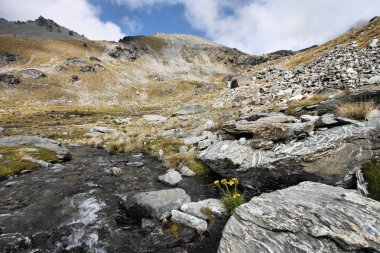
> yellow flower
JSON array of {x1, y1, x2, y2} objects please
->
[
  {"x1": 221, "y1": 179, "x2": 228, "y2": 185},
  {"x1": 231, "y1": 178, "x2": 238, "y2": 183},
  {"x1": 213, "y1": 180, "x2": 220, "y2": 186},
  {"x1": 233, "y1": 193, "x2": 241, "y2": 198},
  {"x1": 228, "y1": 181, "x2": 235, "y2": 186}
]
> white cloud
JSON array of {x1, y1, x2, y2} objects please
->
[
  {"x1": 0, "y1": 0, "x2": 125, "y2": 41},
  {"x1": 112, "y1": 0, "x2": 380, "y2": 54},
  {"x1": 122, "y1": 16, "x2": 143, "y2": 33}
]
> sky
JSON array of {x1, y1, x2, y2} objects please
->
[{"x1": 1, "y1": 0, "x2": 380, "y2": 54}]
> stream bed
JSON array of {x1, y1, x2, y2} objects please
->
[{"x1": 0, "y1": 145, "x2": 227, "y2": 253}]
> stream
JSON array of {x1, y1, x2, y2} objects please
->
[{"x1": 0, "y1": 145, "x2": 226, "y2": 253}]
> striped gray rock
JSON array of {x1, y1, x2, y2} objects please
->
[{"x1": 218, "y1": 182, "x2": 380, "y2": 253}]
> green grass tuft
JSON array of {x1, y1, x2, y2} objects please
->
[{"x1": 363, "y1": 157, "x2": 380, "y2": 201}]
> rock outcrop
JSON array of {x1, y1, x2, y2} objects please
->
[
  {"x1": 218, "y1": 182, "x2": 380, "y2": 253},
  {"x1": 199, "y1": 111, "x2": 380, "y2": 190}
]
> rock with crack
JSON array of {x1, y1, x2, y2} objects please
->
[
  {"x1": 158, "y1": 169, "x2": 182, "y2": 186},
  {"x1": 199, "y1": 115, "x2": 380, "y2": 190},
  {"x1": 171, "y1": 210, "x2": 208, "y2": 234},
  {"x1": 0, "y1": 135, "x2": 71, "y2": 161},
  {"x1": 218, "y1": 182, "x2": 380, "y2": 253},
  {"x1": 125, "y1": 188, "x2": 191, "y2": 220}
]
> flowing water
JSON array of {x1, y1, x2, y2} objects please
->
[{"x1": 0, "y1": 146, "x2": 226, "y2": 253}]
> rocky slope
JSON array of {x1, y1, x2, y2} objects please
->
[{"x1": 0, "y1": 16, "x2": 87, "y2": 40}]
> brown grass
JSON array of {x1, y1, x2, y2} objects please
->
[
  {"x1": 335, "y1": 101, "x2": 377, "y2": 121},
  {"x1": 285, "y1": 94, "x2": 327, "y2": 115}
]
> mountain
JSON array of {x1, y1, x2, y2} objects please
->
[{"x1": 0, "y1": 16, "x2": 87, "y2": 40}]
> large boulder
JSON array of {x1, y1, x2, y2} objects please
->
[
  {"x1": 125, "y1": 188, "x2": 191, "y2": 220},
  {"x1": 0, "y1": 136, "x2": 71, "y2": 161},
  {"x1": 218, "y1": 182, "x2": 380, "y2": 253},
  {"x1": 199, "y1": 116, "x2": 380, "y2": 190}
]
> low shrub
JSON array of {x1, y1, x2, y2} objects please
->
[{"x1": 335, "y1": 101, "x2": 377, "y2": 121}]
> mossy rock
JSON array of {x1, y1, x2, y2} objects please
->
[
  {"x1": 363, "y1": 158, "x2": 380, "y2": 201},
  {"x1": 0, "y1": 145, "x2": 57, "y2": 177}
]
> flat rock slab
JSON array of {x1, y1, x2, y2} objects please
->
[
  {"x1": 171, "y1": 210, "x2": 208, "y2": 234},
  {"x1": 172, "y1": 105, "x2": 204, "y2": 116},
  {"x1": 219, "y1": 182, "x2": 380, "y2": 253},
  {"x1": 0, "y1": 135, "x2": 71, "y2": 161},
  {"x1": 126, "y1": 188, "x2": 191, "y2": 220}
]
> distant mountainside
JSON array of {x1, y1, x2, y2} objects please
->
[{"x1": 0, "y1": 16, "x2": 87, "y2": 40}]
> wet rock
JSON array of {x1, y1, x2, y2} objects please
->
[
  {"x1": 199, "y1": 116, "x2": 380, "y2": 190},
  {"x1": 172, "y1": 105, "x2": 204, "y2": 116},
  {"x1": 158, "y1": 169, "x2": 182, "y2": 186},
  {"x1": 111, "y1": 167, "x2": 122, "y2": 176},
  {"x1": 0, "y1": 73, "x2": 20, "y2": 86},
  {"x1": 219, "y1": 182, "x2": 380, "y2": 253},
  {"x1": 126, "y1": 162, "x2": 144, "y2": 167},
  {"x1": 171, "y1": 210, "x2": 207, "y2": 234},
  {"x1": 0, "y1": 136, "x2": 71, "y2": 161},
  {"x1": 143, "y1": 114, "x2": 168, "y2": 124},
  {"x1": 80, "y1": 65, "x2": 95, "y2": 72},
  {"x1": 66, "y1": 57, "x2": 86, "y2": 67},
  {"x1": 0, "y1": 233, "x2": 32, "y2": 252},
  {"x1": 126, "y1": 188, "x2": 191, "y2": 220},
  {"x1": 21, "y1": 69, "x2": 46, "y2": 79},
  {"x1": 180, "y1": 166, "x2": 196, "y2": 177},
  {"x1": 180, "y1": 198, "x2": 226, "y2": 220}
]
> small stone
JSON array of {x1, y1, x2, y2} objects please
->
[
  {"x1": 179, "y1": 145, "x2": 188, "y2": 153},
  {"x1": 180, "y1": 166, "x2": 196, "y2": 177},
  {"x1": 111, "y1": 167, "x2": 122, "y2": 176},
  {"x1": 238, "y1": 137, "x2": 246, "y2": 145},
  {"x1": 158, "y1": 169, "x2": 182, "y2": 186},
  {"x1": 171, "y1": 210, "x2": 208, "y2": 234},
  {"x1": 0, "y1": 127, "x2": 5, "y2": 132},
  {"x1": 126, "y1": 162, "x2": 144, "y2": 167}
]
